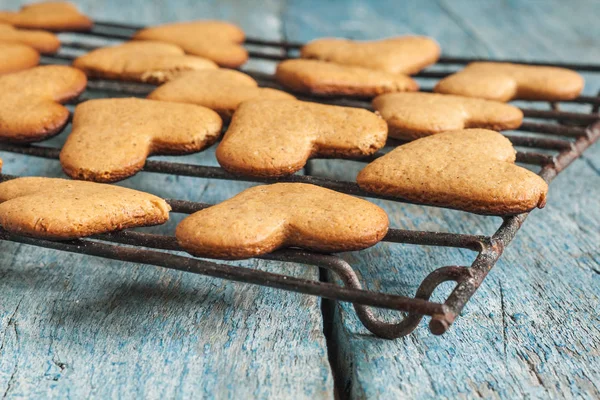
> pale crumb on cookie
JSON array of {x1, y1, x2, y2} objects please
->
[{"x1": 73, "y1": 41, "x2": 218, "y2": 84}]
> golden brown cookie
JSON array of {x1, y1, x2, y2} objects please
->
[
  {"x1": 0, "y1": 23, "x2": 60, "y2": 54},
  {"x1": 300, "y1": 36, "x2": 440, "y2": 74},
  {"x1": 133, "y1": 21, "x2": 248, "y2": 68},
  {"x1": 73, "y1": 41, "x2": 218, "y2": 84},
  {"x1": 176, "y1": 183, "x2": 389, "y2": 259},
  {"x1": 0, "y1": 2, "x2": 92, "y2": 32},
  {"x1": 0, "y1": 65, "x2": 87, "y2": 143},
  {"x1": 372, "y1": 92, "x2": 523, "y2": 140},
  {"x1": 216, "y1": 99, "x2": 388, "y2": 177},
  {"x1": 0, "y1": 177, "x2": 170, "y2": 240},
  {"x1": 148, "y1": 69, "x2": 295, "y2": 120},
  {"x1": 434, "y1": 62, "x2": 584, "y2": 102},
  {"x1": 357, "y1": 129, "x2": 548, "y2": 215},
  {"x1": 60, "y1": 98, "x2": 223, "y2": 183},
  {"x1": 275, "y1": 59, "x2": 419, "y2": 97},
  {"x1": 0, "y1": 42, "x2": 39, "y2": 74}
]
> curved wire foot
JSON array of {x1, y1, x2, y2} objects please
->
[
  {"x1": 329, "y1": 262, "x2": 471, "y2": 339},
  {"x1": 289, "y1": 251, "x2": 473, "y2": 339}
]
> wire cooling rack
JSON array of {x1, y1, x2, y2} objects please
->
[{"x1": 0, "y1": 20, "x2": 599, "y2": 339}]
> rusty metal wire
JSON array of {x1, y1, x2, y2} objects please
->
[{"x1": 1, "y1": 20, "x2": 599, "y2": 339}]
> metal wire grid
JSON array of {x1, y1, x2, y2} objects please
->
[{"x1": 0, "y1": 20, "x2": 599, "y2": 339}]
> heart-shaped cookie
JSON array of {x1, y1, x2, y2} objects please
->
[
  {"x1": 148, "y1": 69, "x2": 295, "y2": 120},
  {"x1": 73, "y1": 41, "x2": 218, "y2": 84},
  {"x1": 216, "y1": 99, "x2": 388, "y2": 177},
  {"x1": 0, "y1": 177, "x2": 170, "y2": 240},
  {"x1": 301, "y1": 36, "x2": 440, "y2": 74},
  {"x1": 0, "y1": 42, "x2": 39, "y2": 74},
  {"x1": 0, "y1": 23, "x2": 60, "y2": 54},
  {"x1": 357, "y1": 129, "x2": 548, "y2": 215},
  {"x1": 372, "y1": 92, "x2": 523, "y2": 140},
  {"x1": 176, "y1": 183, "x2": 389, "y2": 259},
  {"x1": 0, "y1": 65, "x2": 87, "y2": 143},
  {"x1": 0, "y1": 1, "x2": 92, "y2": 31},
  {"x1": 133, "y1": 21, "x2": 248, "y2": 68},
  {"x1": 60, "y1": 98, "x2": 223, "y2": 182},
  {"x1": 275, "y1": 59, "x2": 418, "y2": 97},
  {"x1": 434, "y1": 62, "x2": 584, "y2": 101}
]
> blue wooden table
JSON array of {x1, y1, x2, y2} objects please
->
[{"x1": 1, "y1": 0, "x2": 599, "y2": 398}]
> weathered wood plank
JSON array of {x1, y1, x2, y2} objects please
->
[
  {"x1": 284, "y1": 0, "x2": 600, "y2": 398},
  {"x1": 0, "y1": 1, "x2": 334, "y2": 398},
  {"x1": 1, "y1": 0, "x2": 599, "y2": 398}
]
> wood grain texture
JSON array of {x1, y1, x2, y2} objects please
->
[
  {"x1": 0, "y1": 1, "x2": 333, "y2": 398},
  {"x1": 0, "y1": 0, "x2": 599, "y2": 399},
  {"x1": 284, "y1": 0, "x2": 600, "y2": 398}
]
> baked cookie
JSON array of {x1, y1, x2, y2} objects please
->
[
  {"x1": 0, "y1": 23, "x2": 60, "y2": 54},
  {"x1": 133, "y1": 21, "x2": 248, "y2": 68},
  {"x1": 176, "y1": 183, "x2": 389, "y2": 259},
  {"x1": 73, "y1": 41, "x2": 218, "y2": 84},
  {"x1": 0, "y1": 42, "x2": 39, "y2": 74},
  {"x1": 0, "y1": 177, "x2": 170, "y2": 240},
  {"x1": 301, "y1": 36, "x2": 440, "y2": 74},
  {"x1": 0, "y1": 65, "x2": 87, "y2": 143},
  {"x1": 434, "y1": 62, "x2": 584, "y2": 102},
  {"x1": 216, "y1": 99, "x2": 387, "y2": 177},
  {"x1": 60, "y1": 98, "x2": 223, "y2": 182},
  {"x1": 275, "y1": 59, "x2": 418, "y2": 97},
  {"x1": 0, "y1": 2, "x2": 92, "y2": 32},
  {"x1": 372, "y1": 92, "x2": 523, "y2": 140},
  {"x1": 357, "y1": 129, "x2": 548, "y2": 215},
  {"x1": 148, "y1": 69, "x2": 295, "y2": 120}
]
